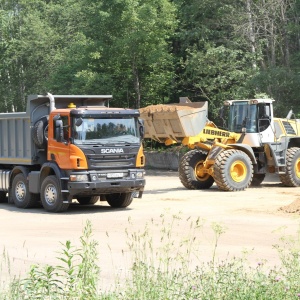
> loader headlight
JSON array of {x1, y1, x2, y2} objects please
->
[{"x1": 70, "y1": 174, "x2": 89, "y2": 182}]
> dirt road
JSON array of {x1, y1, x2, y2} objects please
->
[{"x1": 0, "y1": 170, "x2": 299, "y2": 290}]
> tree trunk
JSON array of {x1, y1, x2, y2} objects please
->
[
  {"x1": 132, "y1": 59, "x2": 141, "y2": 109},
  {"x1": 246, "y1": 0, "x2": 257, "y2": 69}
]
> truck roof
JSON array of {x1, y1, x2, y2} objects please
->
[{"x1": 27, "y1": 94, "x2": 113, "y2": 113}]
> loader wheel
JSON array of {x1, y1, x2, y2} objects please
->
[
  {"x1": 279, "y1": 147, "x2": 300, "y2": 187},
  {"x1": 213, "y1": 149, "x2": 253, "y2": 191},
  {"x1": 179, "y1": 149, "x2": 214, "y2": 189},
  {"x1": 33, "y1": 117, "x2": 48, "y2": 148},
  {"x1": 106, "y1": 192, "x2": 133, "y2": 208},
  {"x1": 76, "y1": 196, "x2": 100, "y2": 205},
  {"x1": 41, "y1": 175, "x2": 69, "y2": 212},
  {"x1": 12, "y1": 173, "x2": 39, "y2": 208},
  {"x1": 251, "y1": 174, "x2": 265, "y2": 186}
]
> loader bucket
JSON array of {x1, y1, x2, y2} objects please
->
[{"x1": 139, "y1": 99, "x2": 208, "y2": 142}]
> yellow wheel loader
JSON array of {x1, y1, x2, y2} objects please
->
[{"x1": 140, "y1": 98, "x2": 300, "y2": 191}]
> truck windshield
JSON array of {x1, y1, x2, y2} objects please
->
[
  {"x1": 72, "y1": 117, "x2": 140, "y2": 145},
  {"x1": 227, "y1": 102, "x2": 258, "y2": 133}
]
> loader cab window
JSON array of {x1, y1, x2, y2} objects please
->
[
  {"x1": 227, "y1": 102, "x2": 258, "y2": 133},
  {"x1": 257, "y1": 104, "x2": 271, "y2": 132}
]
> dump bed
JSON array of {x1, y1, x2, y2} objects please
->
[
  {"x1": 0, "y1": 112, "x2": 33, "y2": 165},
  {"x1": 0, "y1": 94, "x2": 113, "y2": 166},
  {"x1": 139, "y1": 99, "x2": 208, "y2": 142}
]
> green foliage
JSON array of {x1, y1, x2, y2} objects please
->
[
  {"x1": 0, "y1": 217, "x2": 300, "y2": 299},
  {"x1": 1, "y1": 0, "x2": 300, "y2": 113},
  {"x1": 9, "y1": 220, "x2": 99, "y2": 300},
  {"x1": 181, "y1": 45, "x2": 254, "y2": 117}
]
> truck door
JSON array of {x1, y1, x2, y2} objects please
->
[{"x1": 48, "y1": 114, "x2": 71, "y2": 169}]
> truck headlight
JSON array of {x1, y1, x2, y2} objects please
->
[
  {"x1": 70, "y1": 174, "x2": 89, "y2": 182},
  {"x1": 136, "y1": 171, "x2": 144, "y2": 179}
]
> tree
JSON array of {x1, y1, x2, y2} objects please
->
[{"x1": 72, "y1": 0, "x2": 177, "y2": 108}]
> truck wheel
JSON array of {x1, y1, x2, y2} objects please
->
[
  {"x1": 179, "y1": 149, "x2": 214, "y2": 189},
  {"x1": 213, "y1": 149, "x2": 253, "y2": 191},
  {"x1": 0, "y1": 191, "x2": 7, "y2": 203},
  {"x1": 12, "y1": 173, "x2": 39, "y2": 208},
  {"x1": 41, "y1": 175, "x2": 69, "y2": 212},
  {"x1": 33, "y1": 117, "x2": 48, "y2": 148},
  {"x1": 106, "y1": 192, "x2": 133, "y2": 208},
  {"x1": 280, "y1": 147, "x2": 300, "y2": 187},
  {"x1": 76, "y1": 196, "x2": 99, "y2": 205},
  {"x1": 251, "y1": 174, "x2": 265, "y2": 186}
]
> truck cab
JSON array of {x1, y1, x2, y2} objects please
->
[{"x1": 0, "y1": 94, "x2": 145, "y2": 212}]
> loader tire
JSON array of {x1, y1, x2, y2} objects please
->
[
  {"x1": 213, "y1": 149, "x2": 253, "y2": 191},
  {"x1": 279, "y1": 147, "x2": 300, "y2": 187},
  {"x1": 179, "y1": 149, "x2": 214, "y2": 189},
  {"x1": 251, "y1": 174, "x2": 265, "y2": 186},
  {"x1": 33, "y1": 117, "x2": 48, "y2": 148}
]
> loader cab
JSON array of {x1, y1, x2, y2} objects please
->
[
  {"x1": 222, "y1": 99, "x2": 273, "y2": 134},
  {"x1": 221, "y1": 99, "x2": 275, "y2": 147}
]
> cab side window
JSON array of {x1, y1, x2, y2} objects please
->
[
  {"x1": 53, "y1": 115, "x2": 69, "y2": 142},
  {"x1": 61, "y1": 116, "x2": 69, "y2": 140}
]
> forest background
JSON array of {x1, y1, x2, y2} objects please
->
[{"x1": 1, "y1": 0, "x2": 300, "y2": 119}]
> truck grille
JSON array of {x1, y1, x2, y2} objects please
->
[{"x1": 87, "y1": 154, "x2": 136, "y2": 169}]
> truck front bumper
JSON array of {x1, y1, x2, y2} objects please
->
[{"x1": 67, "y1": 169, "x2": 145, "y2": 198}]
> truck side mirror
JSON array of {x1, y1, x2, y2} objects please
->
[
  {"x1": 55, "y1": 120, "x2": 64, "y2": 142},
  {"x1": 75, "y1": 117, "x2": 83, "y2": 126},
  {"x1": 53, "y1": 114, "x2": 61, "y2": 121}
]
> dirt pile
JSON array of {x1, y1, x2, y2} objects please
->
[{"x1": 279, "y1": 198, "x2": 300, "y2": 214}]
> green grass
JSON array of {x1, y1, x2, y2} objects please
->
[{"x1": 0, "y1": 214, "x2": 300, "y2": 300}]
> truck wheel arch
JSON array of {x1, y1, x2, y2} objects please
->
[
  {"x1": 10, "y1": 166, "x2": 39, "y2": 207},
  {"x1": 10, "y1": 166, "x2": 30, "y2": 186},
  {"x1": 40, "y1": 162, "x2": 67, "y2": 194},
  {"x1": 9, "y1": 167, "x2": 27, "y2": 204}
]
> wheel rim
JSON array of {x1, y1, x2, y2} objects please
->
[
  {"x1": 195, "y1": 161, "x2": 210, "y2": 181},
  {"x1": 230, "y1": 160, "x2": 247, "y2": 182},
  {"x1": 295, "y1": 158, "x2": 300, "y2": 179},
  {"x1": 44, "y1": 183, "x2": 57, "y2": 205},
  {"x1": 15, "y1": 181, "x2": 26, "y2": 201}
]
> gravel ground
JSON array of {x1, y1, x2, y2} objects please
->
[{"x1": 0, "y1": 170, "x2": 299, "y2": 290}]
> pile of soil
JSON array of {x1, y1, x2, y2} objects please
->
[{"x1": 279, "y1": 198, "x2": 300, "y2": 213}]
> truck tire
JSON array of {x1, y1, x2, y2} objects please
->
[
  {"x1": 33, "y1": 117, "x2": 48, "y2": 148},
  {"x1": 106, "y1": 192, "x2": 133, "y2": 208},
  {"x1": 12, "y1": 173, "x2": 39, "y2": 208},
  {"x1": 41, "y1": 175, "x2": 69, "y2": 212},
  {"x1": 0, "y1": 191, "x2": 7, "y2": 203},
  {"x1": 179, "y1": 149, "x2": 214, "y2": 189},
  {"x1": 76, "y1": 196, "x2": 100, "y2": 205},
  {"x1": 280, "y1": 147, "x2": 300, "y2": 187},
  {"x1": 213, "y1": 149, "x2": 253, "y2": 191},
  {"x1": 251, "y1": 174, "x2": 265, "y2": 186}
]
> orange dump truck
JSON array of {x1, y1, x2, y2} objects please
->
[{"x1": 0, "y1": 93, "x2": 145, "y2": 212}]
